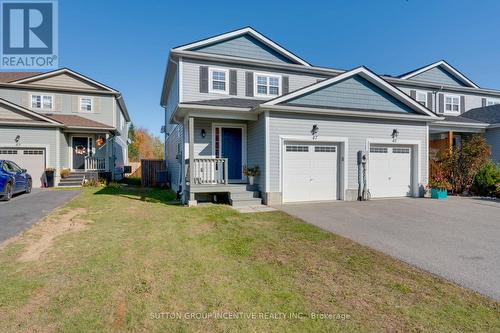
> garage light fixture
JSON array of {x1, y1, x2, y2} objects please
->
[
  {"x1": 311, "y1": 124, "x2": 319, "y2": 140},
  {"x1": 15, "y1": 135, "x2": 20, "y2": 144},
  {"x1": 392, "y1": 129, "x2": 399, "y2": 142}
]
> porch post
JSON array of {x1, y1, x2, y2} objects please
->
[
  {"x1": 448, "y1": 131, "x2": 453, "y2": 151},
  {"x1": 188, "y1": 116, "x2": 197, "y2": 206}
]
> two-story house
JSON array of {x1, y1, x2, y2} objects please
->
[
  {"x1": 161, "y1": 27, "x2": 500, "y2": 206},
  {"x1": 0, "y1": 68, "x2": 130, "y2": 188}
]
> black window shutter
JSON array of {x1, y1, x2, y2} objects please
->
[
  {"x1": 199, "y1": 66, "x2": 208, "y2": 93},
  {"x1": 282, "y1": 76, "x2": 289, "y2": 95},
  {"x1": 438, "y1": 93, "x2": 444, "y2": 114},
  {"x1": 482, "y1": 98, "x2": 487, "y2": 107},
  {"x1": 245, "y1": 71, "x2": 254, "y2": 97},
  {"x1": 410, "y1": 90, "x2": 416, "y2": 99},
  {"x1": 427, "y1": 92, "x2": 433, "y2": 111},
  {"x1": 460, "y1": 96, "x2": 465, "y2": 113},
  {"x1": 229, "y1": 70, "x2": 237, "y2": 95}
]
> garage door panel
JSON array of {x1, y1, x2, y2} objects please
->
[
  {"x1": 283, "y1": 143, "x2": 338, "y2": 203},
  {"x1": 369, "y1": 145, "x2": 412, "y2": 198},
  {"x1": 0, "y1": 148, "x2": 45, "y2": 188}
]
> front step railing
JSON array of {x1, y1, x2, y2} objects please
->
[
  {"x1": 190, "y1": 158, "x2": 228, "y2": 185},
  {"x1": 84, "y1": 156, "x2": 106, "y2": 171}
]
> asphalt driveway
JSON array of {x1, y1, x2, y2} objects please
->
[
  {"x1": 0, "y1": 188, "x2": 81, "y2": 243},
  {"x1": 277, "y1": 197, "x2": 500, "y2": 301}
]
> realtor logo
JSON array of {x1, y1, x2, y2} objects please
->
[{"x1": 0, "y1": 0, "x2": 58, "y2": 69}]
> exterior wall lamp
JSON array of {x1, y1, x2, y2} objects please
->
[
  {"x1": 201, "y1": 129, "x2": 206, "y2": 138},
  {"x1": 15, "y1": 135, "x2": 21, "y2": 145},
  {"x1": 311, "y1": 124, "x2": 319, "y2": 140},
  {"x1": 392, "y1": 129, "x2": 399, "y2": 142}
]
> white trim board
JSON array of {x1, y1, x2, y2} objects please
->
[
  {"x1": 210, "y1": 122, "x2": 247, "y2": 183},
  {"x1": 278, "y1": 135, "x2": 348, "y2": 202}
]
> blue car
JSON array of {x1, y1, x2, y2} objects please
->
[{"x1": 0, "y1": 160, "x2": 32, "y2": 201}]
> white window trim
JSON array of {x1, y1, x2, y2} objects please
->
[
  {"x1": 415, "y1": 91, "x2": 427, "y2": 107},
  {"x1": 486, "y1": 98, "x2": 500, "y2": 106},
  {"x1": 30, "y1": 93, "x2": 54, "y2": 111},
  {"x1": 254, "y1": 72, "x2": 282, "y2": 97},
  {"x1": 79, "y1": 96, "x2": 94, "y2": 113},
  {"x1": 208, "y1": 67, "x2": 229, "y2": 94},
  {"x1": 444, "y1": 94, "x2": 461, "y2": 114}
]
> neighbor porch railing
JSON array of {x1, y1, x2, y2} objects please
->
[
  {"x1": 85, "y1": 156, "x2": 106, "y2": 171},
  {"x1": 190, "y1": 158, "x2": 228, "y2": 185}
]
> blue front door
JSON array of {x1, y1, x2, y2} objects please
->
[{"x1": 221, "y1": 127, "x2": 242, "y2": 180}]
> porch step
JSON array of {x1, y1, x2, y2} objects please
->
[
  {"x1": 58, "y1": 181, "x2": 83, "y2": 187},
  {"x1": 58, "y1": 172, "x2": 84, "y2": 187},
  {"x1": 230, "y1": 197, "x2": 263, "y2": 207},
  {"x1": 229, "y1": 191, "x2": 260, "y2": 200},
  {"x1": 228, "y1": 185, "x2": 263, "y2": 207}
]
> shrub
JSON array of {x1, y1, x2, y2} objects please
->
[
  {"x1": 436, "y1": 135, "x2": 490, "y2": 193},
  {"x1": 243, "y1": 165, "x2": 260, "y2": 177},
  {"x1": 472, "y1": 161, "x2": 500, "y2": 197},
  {"x1": 60, "y1": 168, "x2": 71, "y2": 178},
  {"x1": 428, "y1": 173, "x2": 451, "y2": 190},
  {"x1": 120, "y1": 176, "x2": 141, "y2": 186}
]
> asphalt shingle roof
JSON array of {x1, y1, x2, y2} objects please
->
[
  {"x1": 183, "y1": 98, "x2": 263, "y2": 108},
  {"x1": 0, "y1": 72, "x2": 42, "y2": 83},
  {"x1": 462, "y1": 104, "x2": 500, "y2": 124},
  {"x1": 44, "y1": 114, "x2": 113, "y2": 129}
]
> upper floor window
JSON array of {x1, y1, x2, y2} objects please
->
[
  {"x1": 486, "y1": 98, "x2": 500, "y2": 106},
  {"x1": 209, "y1": 68, "x2": 228, "y2": 94},
  {"x1": 80, "y1": 97, "x2": 93, "y2": 112},
  {"x1": 416, "y1": 91, "x2": 427, "y2": 107},
  {"x1": 255, "y1": 73, "x2": 281, "y2": 97},
  {"x1": 31, "y1": 94, "x2": 53, "y2": 110},
  {"x1": 445, "y1": 94, "x2": 460, "y2": 113}
]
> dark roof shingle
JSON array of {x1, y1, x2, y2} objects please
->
[
  {"x1": 44, "y1": 114, "x2": 113, "y2": 129},
  {"x1": 0, "y1": 72, "x2": 42, "y2": 83},
  {"x1": 183, "y1": 98, "x2": 263, "y2": 108},
  {"x1": 462, "y1": 104, "x2": 500, "y2": 124}
]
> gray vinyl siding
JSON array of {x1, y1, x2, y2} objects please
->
[
  {"x1": 59, "y1": 131, "x2": 69, "y2": 169},
  {"x1": 0, "y1": 126, "x2": 58, "y2": 169},
  {"x1": 25, "y1": 73, "x2": 101, "y2": 90},
  {"x1": 407, "y1": 66, "x2": 466, "y2": 87},
  {"x1": 181, "y1": 58, "x2": 327, "y2": 103},
  {"x1": 166, "y1": 124, "x2": 183, "y2": 192},
  {"x1": 0, "y1": 87, "x2": 115, "y2": 126},
  {"x1": 286, "y1": 75, "x2": 415, "y2": 113},
  {"x1": 192, "y1": 35, "x2": 295, "y2": 64},
  {"x1": 247, "y1": 113, "x2": 266, "y2": 190},
  {"x1": 267, "y1": 112, "x2": 428, "y2": 193},
  {"x1": 192, "y1": 118, "x2": 247, "y2": 158},
  {"x1": 165, "y1": 69, "x2": 179, "y2": 132},
  {"x1": 486, "y1": 127, "x2": 500, "y2": 163}
]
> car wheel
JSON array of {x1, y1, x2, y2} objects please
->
[
  {"x1": 26, "y1": 179, "x2": 32, "y2": 193},
  {"x1": 2, "y1": 182, "x2": 13, "y2": 201}
]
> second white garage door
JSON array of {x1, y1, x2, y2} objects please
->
[
  {"x1": 0, "y1": 148, "x2": 46, "y2": 188},
  {"x1": 283, "y1": 143, "x2": 338, "y2": 203},
  {"x1": 368, "y1": 145, "x2": 412, "y2": 198}
]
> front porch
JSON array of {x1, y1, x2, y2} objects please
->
[{"x1": 183, "y1": 116, "x2": 263, "y2": 206}]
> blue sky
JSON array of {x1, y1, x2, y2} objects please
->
[{"x1": 57, "y1": 0, "x2": 500, "y2": 136}]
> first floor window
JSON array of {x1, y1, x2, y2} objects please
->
[
  {"x1": 209, "y1": 68, "x2": 228, "y2": 93},
  {"x1": 255, "y1": 73, "x2": 280, "y2": 96},
  {"x1": 80, "y1": 97, "x2": 93, "y2": 112},
  {"x1": 486, "y1": 99, "x2": 500, "y2": 106},
  {"x1": 445, "y1": 95, "x2": 460, "y2": 113},
  {"x1": 31, "y1": 94, "x2": 53, "y2": 110},
  {"x1": 416, "y1": 91, "x2": 427, "y2": 107}
]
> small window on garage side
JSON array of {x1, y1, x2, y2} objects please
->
[
  {"x1": 370, "y1": 147, "x2": 388, "y2": 153},
  {"x1": 286, "y1": 145, "x2": 309, "y2": 152},
  {"x1": 315, "y1": 146, "x2": 336, "y2": 152}
]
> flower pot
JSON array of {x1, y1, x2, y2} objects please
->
[
  {"x1": 248, "y1": 176, "x2": 254, "y2": 185},
  {"x1": 431, "y1": 188, "x2": 447, "y2": 200}
]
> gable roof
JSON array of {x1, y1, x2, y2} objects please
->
[
  {"x1": 462, "y1": 104, "x2": 500, "y2": 124},
  {"x1": 173, "y1": 27, "x2": 310, "y2": 66},
  {"x1": 0, "y1": 72, "x2": 42, "y2": 83},
  {"x1": 398, "y1": 60, "x2": 479, "y2": 89},
  {"x1": 10, "y1": 68, "x2": 118, "y2": 92},
  {"x1": 44, "y1": 114, "x2": 115, "y2": 129},
  {"x1": 263, "y1": 66, "x2": 437, "y2": 117},
  {"x1": 0, "y1": 98, "x2": 61, "y2": 125}
]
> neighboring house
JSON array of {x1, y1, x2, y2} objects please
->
[
  {"x1": 0, "y1": 68, "x2": 130, "y2": 187},
  {"x1": 160, "y1": 27, "x2": 500, "y2": 206}
]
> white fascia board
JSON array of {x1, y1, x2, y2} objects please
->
[
  {"x1": 263, "y1": 67, "x2": 437, "y2": 117},
  {"x1": 173, "y1": 27, "x2": 310, "y2": 66},
  {"x1": 0, "y1": 121, "x2": 60, "y2": 127},
  {"x1": 258, "y1": 104, "x2": 441, "y2": 122},
  {"x1": 432, "y1": 120, "x2": 489, "y2": 128},
  {"x1": 11, "y1": 68, "x2": 118, "y2": 92},
  {"x1": 399, "y1": 60, "x2": 479, "y2": 89},
  {"x1": 489, "y1": 123, "x2": 500, "y2": 129}
]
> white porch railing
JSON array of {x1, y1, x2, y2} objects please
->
[
  {"x1": 192, "y1": 158, "x2": 228, "y2": 185},
  {"x1": 85, "y1": 156, "x2": 106, "y2": 171}
]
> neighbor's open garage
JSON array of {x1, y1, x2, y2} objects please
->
[
  {"x1": 368, "y1": 144, "x2": 413, "y2": 198},
  {"x1": 282, "y1": 142, "x2": 339, "y2": 203},
  {"x1": 0, "y1": 148, "x2": 45, "y2": 188}
]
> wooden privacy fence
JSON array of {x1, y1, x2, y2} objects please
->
[{"x1": 141, "y1": 159, "x2": 166, "y2": 187}]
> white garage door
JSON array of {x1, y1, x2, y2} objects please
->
[
  {"x1": 283, "y1": 143, "x2": 338, "y2": 202},
  {"x1": 0, "y1": 148, "x2": 46, "y2": 188},
  {"x1": 368, "y1": 145, "x2": 412, "y2": 198}
]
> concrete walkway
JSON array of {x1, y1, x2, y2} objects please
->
[{"x1": 277, "y1": 197, "x2": 500, "y2": 301}]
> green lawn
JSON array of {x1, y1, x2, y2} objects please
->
[{"x1": 0, "y1": 187, "x2": 498, "y2": 332}]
